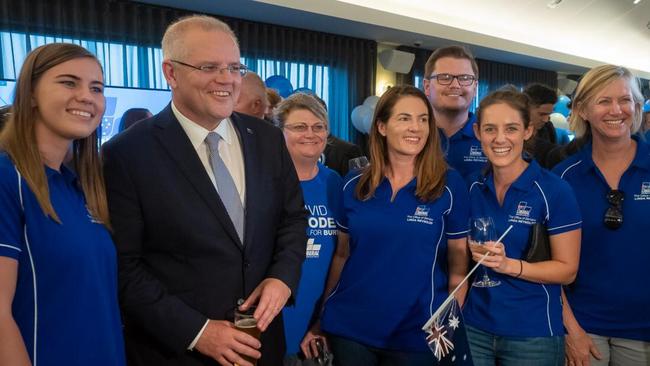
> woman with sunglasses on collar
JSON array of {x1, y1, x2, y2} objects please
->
[
  {"x1": 553, "y1": 65, "x2": 650, "y2": 366},
  {"x1": 463, "y1": 89, "x2": 582, "y2": 366}
]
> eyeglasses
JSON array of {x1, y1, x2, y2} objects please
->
[
  {"x1": 283, "y1": 123, "x2": 328, "y2": 133},
  {"x1": 170, "y1": 60, "x2": 248, "y2": 76},
  {"x1": 425, "y1": 73, "x2": 476, "y2": 86},
  {"x1": 604, "y1": 189, "x2": 624, "y2": 230}
]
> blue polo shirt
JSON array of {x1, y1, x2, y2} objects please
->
[
  {"x1": 0, "y1": 154, "x2": 126, "y2": 366},
  {"x1": 283, "y1": 163, "x2": 342, "y2": 355},
  {"x1": 439, "y1": 112, "x2": 488, "y2": 182},
  {"x1": 464, "y1": 160, "x2": 581, "y2": 337},
  {"x1": 553, "y1": 137, "x2": 650, "y2": 341},
  {"x1": 321, "y1": 169, "x2": 469, "y2": 352}
]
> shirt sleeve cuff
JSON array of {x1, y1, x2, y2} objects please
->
[{"x1": 187, "y1": 319, "x2": 210, "y2": 350}]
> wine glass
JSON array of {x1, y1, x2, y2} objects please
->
[
  {"x1": 348, "y1": 156, "x2": 369, "y2": 171},
  {"x1": 470, "y1": 217, "x2": 501, "y2": 288}
]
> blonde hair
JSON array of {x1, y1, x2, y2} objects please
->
[
  {"x1": 274, "y1": 93, "x2": 329, "y2": 130},
  {"x1": 570, "y1": 65, "x2": 644, "y2": 138},
  {"x1": 162, "y1": 15, "x2": 238, "y2": 60},
  {"x1": 0, "y1": 43, "x2": 110, "y2": 227},
  {"x1": 356, "y1": 85, "x2": 447, "y2": 202}
]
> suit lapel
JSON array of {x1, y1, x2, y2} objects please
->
[
  {"x1": 232, "y1": 113, "x2": 260, "y2": 251},
  {"x1": 153, "y1": 106, "x2": 242, "y2": 249}
]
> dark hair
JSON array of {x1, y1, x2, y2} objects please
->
[
  {"x1": 119, "y1": 108, "x2": 152, "y2": 132},
  {"x1": 477, "y1": 89, "x2": 531, "y2": 129},
  {"x1": 356, "y1": 85, "x2": 447, "y2": 202},
  {"x1": 424, "y1": 45, "x2": 479, "y2": 79},
  {"x1": 523, "y1": 83, "x2": 558, "y2": 106}
]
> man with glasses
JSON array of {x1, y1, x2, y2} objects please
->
[
  {"x1": 103, "y1": 15, "x2": 307, "y2": 366},
  {"x1": 423, "y1": 46, "x2": 487, "y2": 180}
]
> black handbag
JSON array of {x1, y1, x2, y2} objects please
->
[{"x1": 525, "y1": 222, "x2": 551, "y2": 263}]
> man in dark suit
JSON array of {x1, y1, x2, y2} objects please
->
[
  {"x1": 322, "y1": 135, "x2": 364, "y2": 176},
  {"x1": 102, "y1": 15, "x2": 306, "y2": 366}
]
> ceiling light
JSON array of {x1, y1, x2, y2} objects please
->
[
  {"x1": 547, "y1": 0, "x2": 563, "y2": 9},
  {"x1": 633, "y1": 0, "x2": 642, "y2": 4}
]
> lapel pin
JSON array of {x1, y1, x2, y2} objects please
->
[{"x1": 246, "y1": 128, "x2": 253, "y2": 134}]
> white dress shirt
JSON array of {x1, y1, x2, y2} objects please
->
[
  {"x1": 172, "y1": 102, "x2": 246, "y2": 204},
  {"x1": 172, "y1": 103, "x2": 246, "y2": 349}
]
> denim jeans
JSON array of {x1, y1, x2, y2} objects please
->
[
  {"x1": 466, "y1": 325, "x2": 564, "y2": 366},
  {"x1": 327, "y1": 334, "x2": 436, "y2": 366}
]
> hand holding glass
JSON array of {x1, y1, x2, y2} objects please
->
[{"x1": 469, "y1": 217, "x2": 501, "y2": 288}]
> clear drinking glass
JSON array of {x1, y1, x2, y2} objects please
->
[{"x1": 470, "y1": 217, "x2": 501, "y2": 288}]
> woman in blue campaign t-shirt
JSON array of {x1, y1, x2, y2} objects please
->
[
  {"x1": 553, "y1": 65, "x2": 650, "y2": 366},
  {"x1": 275, "y1": 93, "x2": 343, "y2": 365},
  {"x1": 463, "y1": 89, "x2": 581, "y2": 366},
  {"x1": 315, "y1": 85, "x2": 470, "y2": 366},
  {"x1": 0, "y1": 44, "x2": 125, "y2": 365}
]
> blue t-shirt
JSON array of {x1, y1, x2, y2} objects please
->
[
  {"x1": 553, "y1": 137, "x2": 650, "y2": 341},
  {"x1": 321, "y1": 169, "x2": 470, "y2": 352},
  {"x1": 0, "y1": 154, "x2": 126, "y2": 366},
  {"x1": 439, "y1": 112, "x2": 488, "y2": 182},
  {"x1": 283, "y1": 164, "x2": 342, "y2": 355},
  {"x1": 464, "y1": 160, "x2": 581, "y2": 337}
]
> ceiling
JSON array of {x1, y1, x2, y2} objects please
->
[{"x1": 139, "y1": 0, "x2": 650, "y2": 79}]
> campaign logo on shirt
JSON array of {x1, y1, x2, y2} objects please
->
[
  {"x1": 407, "y1": 205, "x2": 434, "y2": 225},
  {"x1": 306, "y1": 204, "x2": 337, "y2": 236},
  {"x1": 634, "y1": 182, "x2": 650, "y2": 201},
  {"x1": 306, "y1": 238, "x2": 322, "y2": 259},
  {"x1": 463, "y1": 146, "x2": 488, "y2": 163},
  {"x1": 508, "y1": 201, "x2": 537, "y2": 225}
]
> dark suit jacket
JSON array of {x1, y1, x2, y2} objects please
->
[
  {"x1": 102, "y1": 105, "x2": 307, "y2": 365},
  {"x1": 322, "y1": 135, "x2": 364, "y2": 177}
]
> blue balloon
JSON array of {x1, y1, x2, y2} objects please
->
[
  {"x1": 265, "y1": 76, "x2": 294, "y2": 98},
  {"x1": 293, "y1": 87, "x2": 315, "y2": 95},
  {"x1": 644, "y1": 99, "x2": 650, "y2": 113},
  {"x1": 351, "y1": 105, "x2": 372, "y2": 134},
  {"x1": 553, "y1": 95, "x2": 571, "y2": 117}
]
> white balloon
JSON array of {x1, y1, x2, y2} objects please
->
[{"x1": 363, "y1": 95, "x2": 380, "y2": 109}]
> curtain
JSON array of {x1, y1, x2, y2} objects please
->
[{"x1": 0, "y1": 0, "x2": 376, "y2": 141}]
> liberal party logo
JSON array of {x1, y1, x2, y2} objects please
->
[
  {"x1": 469, "y1": 146, "x2": 483, "y2": 157},
  {"x1": 508, "y1": 201, "x2": 536, "y2": 225},
  {"x1": 415, "y1": 205, "x2": 430, "y2": 217},
  {"x1": 642, "y1": 183, "x2": 650, "y2": 195},
  {"x1": 464, "y1": 145, "x2": 488, "y2": 163},
  {"x1": 407, "y1": 205, "x2": 434, "y2": 225},
  {"x1": 306, "y1": 238, "x2": 322, "y2": 259},
  {"x1": 634, "y1": 182, "x2": 650, "y2": 200},
  {"x1": 516, "y1": 201, "x2": 532, "y2": 217}
]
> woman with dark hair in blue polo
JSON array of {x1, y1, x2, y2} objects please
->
[
  {"x1": 0, "y1": 43, "x2": 125, "y2": 365},
  {"x1": 464, "y1": 89, "x2": 582, "y2": 366},
  {"x1": 309, "y1": 85, "x2": 470, "y2": 365},
  {"x1": 554, "y1": 65, "x2": 650, "y2": 366}
]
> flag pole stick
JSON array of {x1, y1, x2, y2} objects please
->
[{"x1": 423, "y1": 224, "x2": 513, "y2": 330}]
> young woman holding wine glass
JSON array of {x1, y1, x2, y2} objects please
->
[{"x1": 463, "y1": 89, "x2": 582, "y2": 366}]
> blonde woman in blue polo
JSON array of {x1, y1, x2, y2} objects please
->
[
  {"x1": 464, "y1": 89, "x2": 581, "y2": 366},
  {"x1": 554, "y1": 65, "x2": 650, "y2": 366}
]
